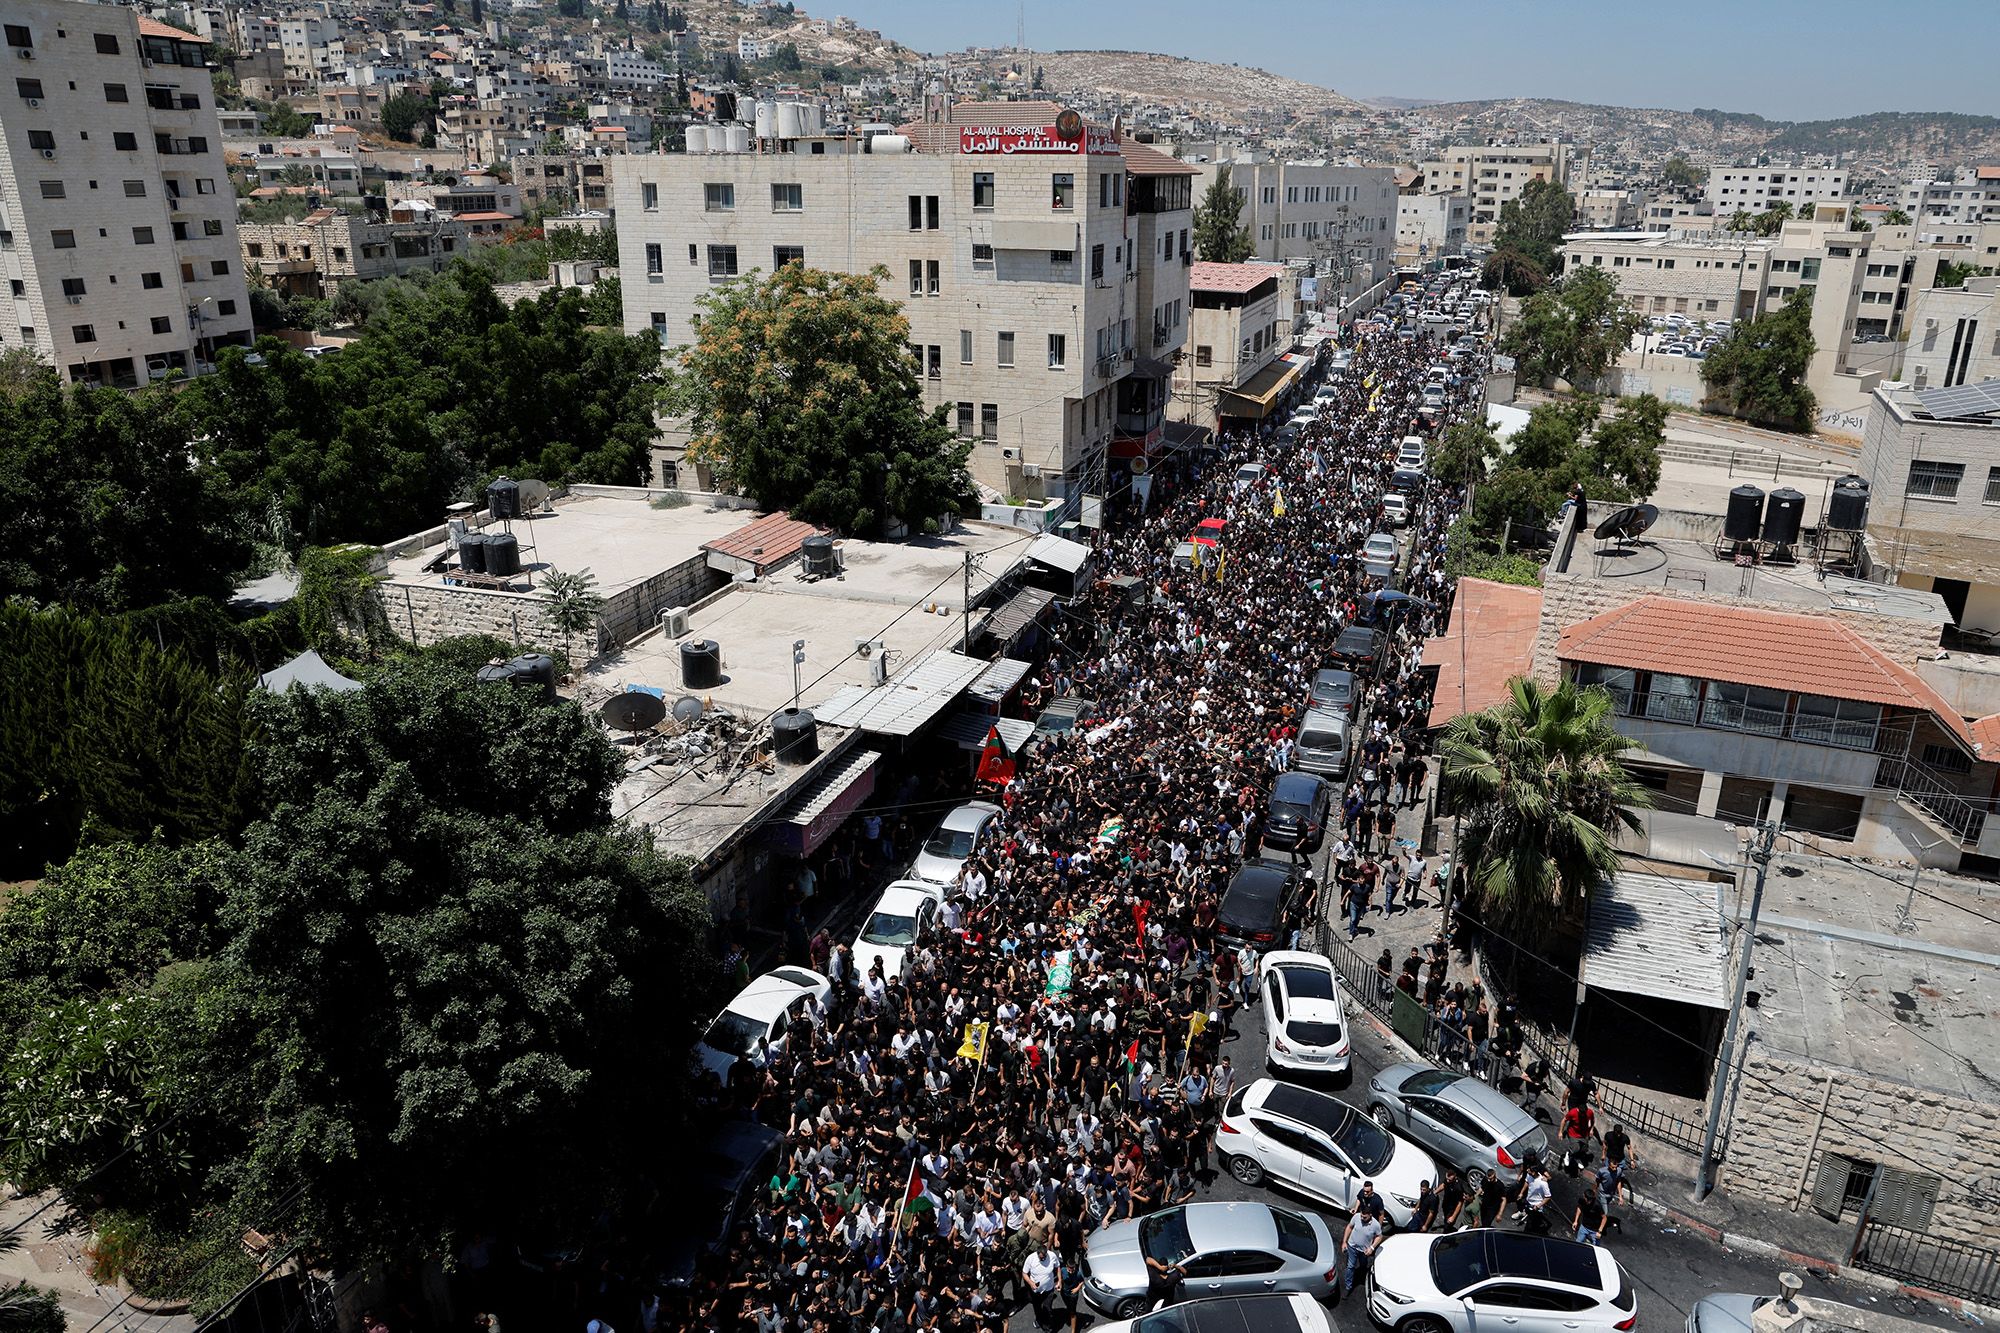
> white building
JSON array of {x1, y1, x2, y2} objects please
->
[
  {"x1": 1705, "y1": 165, "x2": 1850, "y2": 217},
  {"x1": 1901, "y1": 168, "x2": 2000, "y2": 238},
  {"x1": 1901, "y1": 275, "x2": 2000, "y2": 391},
  {"x1": 1395, "y1": 192, "x2": 1468, "y2": 262},
  {"x1": 0, "y1": 4, "x2": 252, "y2": 385},
  {"x1": 1190, "y1": 158, "x2": 1397, "y2": 315},
  {"x1": 278, "y1": 16, "x2": 343, "y2": 80},
  {"x1": 1418, "y1": 142, "x2": 1577, "y2": 246},
  {"x1": 1578, "y1": 187, "x2": 1648, "y2": 231},
  {"x1": 604, "y1": 50, "x2": 667, "y2": 87}
]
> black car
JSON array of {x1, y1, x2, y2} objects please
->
[
  {"x1": 1216, "y1": 860, "x2": 1301, "y2": 947},
  {"x1": 1334, "y1": 621, "x2": 1384, "y2": 665},
  {"x1": 1264, "y1": 772, "x2": 1331, "y2": 854}
]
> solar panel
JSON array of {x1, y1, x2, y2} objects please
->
[{"x1": 1914, "y1": 380, "x2": 2000, "y2": 421}]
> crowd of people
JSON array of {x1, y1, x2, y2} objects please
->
[{"x1": 671, "y1": 322, "x2": 1493, "y2": 1333}]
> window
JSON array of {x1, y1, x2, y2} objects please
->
[
  {"x1": 703, "y1": 182, "x2": 734, "y2": 211},
  {"x1": 51, "y1": 229, "x2": 75, "y2": 249},
  {"x1": 706, "y1": 244, "x2": 737, "y2": 278},
  {"x1": 4, "y1": 26, "x2": 31, "y2": 49},
  {"x1": 113, "y1": 130, "x2": 139, "y2": 150},
  {"x1": 1050, "y1": 249, "x2": 1073, "y2": 265},
  {"x1": 1194, "y1": 344, "x2": 1212, "y2": 367},
  {"x1": 908, "y1": 195, "x2": 922, "y2": 231},
  {"x1": 957, "y1": 401, "x2": 974, "y2": 436},
  {"x1": 60, "y1": 277, "x2": 85, "y2": 298},
  {"x1": 94, "y1": 32, "x2": 119, "y2": 54},
  {"x1": 27, "y1": 129, "x2": 53, "y2": 151},
  {"x1": 123, "y1": 179, "x2": 146, "y2": 198},
  {"x1": 38, "y1": 181, "x2": 64, "y2": 200},
  {"x1": 1047, "y1": 334, "x2": 1066, "y2": 369},
  {"x1": 72, "y1": 324, "x2": 96, "y2": 344},
  {"x1": 104, "y1": 83, "x2": 128, "y2": 103},
  {"x1": 216, "y1": 300, "x2": 235, "y2": 317},
  {"x1": 771, "y1": 182, "x2": 802, "y2": 212},
  {"x1": 1792, "y1": 695, "x2": 1880, "y2": 750},
  {"x1": 332, "y1": 247, "x2": 346, "y2": 261},
  {"x1": 981, "y1": 402, "x2": 998, "y2": 439},
  {"x1": 926, "y1": 345, "x2": 941, "y2": 380},
  {"x1": 1986, "y1": 466, "x2": 2000, "y2": 503},
  {"x1": 959, "y1": 329, "x2": 973, "y2": 364},
  {"x1": 210, "y1": 260, "x2": 228, "y2": 276},
  {"x1": 641, "y1": 182, "x2": 658, "y2": 210},
  {"x1": 1052, "y1": 172, "x2": 1073, "y2": 210},
  {"x1": 1906, "y1": 460, "x2": 1964, "y2": 499},
  {"x1": 1642, "y1": 672, "x2": 1700, "y2": 725},
  {"x1": 997, "y1": 331, "x2": 1014, "y2": 368},
  {"x1": 1921, "y1": 742, "x2": 1973, "y2": 774},
  {"x1": 926, "y1": 259, "x2": 940, "y2": 294},
  {"x1": 203, "y1": 218, "x2": 222, "y2": 237},
  {"x1": 149, "y1": 315, "x2": 172, "y2": 335},
  {"x1": 188, "y1": 137, "x2": 208, "y2": 155},
  {"x1": 972, "y1": 172, "x2": 994, "y2": 210},
  {"x1": 1701, "y1": 681, "x2": 1788, "y2": 736},
  {"x1": 909, "y1": 260, "x2": 923, "y2": 295},
  {"x1": 16, "y1": 327, "x2": 31, "y2": 344},
  {"x1": 773, "y1": 244, "x2": 804, "y2": 267},
  {"x1": 18, "y1": 78, "x2": 43, "y2": 99},
  {"x1": 132, "y1": 226, "x2": 153, "y2": 245},
  {"x1": 971, "y1": 243, "x2": 993, "y2": 267},
  {"x1": 1090, "y1": 244, "x2": 1104, "y2": 280},
  {"x1": 141, "y1": 271, "x2": 162, "y2": 289}
]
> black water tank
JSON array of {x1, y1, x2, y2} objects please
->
[
  {"x1": 509, "y1": 653, "x2": 557, "y2": 701},
  {"x1": 1763, "y1": 487, "x2": 1805, "y2": 546},
  {"x1": 1827, "y1": 474, "x2": 1871, "y2": 531},
  {"x1": 488, "y1": 476, "x2": 521, "y2": 520},
  {"x1": 801, "y1": 535, "x2": 837, "y2": 576},
  {"x1": 680, "y1": 639, "x2": 721, "y2": 689},
  {"x1": 459, "y1": 532, "x2": 490, "y2": 574},
  {"x1": 772, "y1": 707, "x2": 818, "y2": 763},
  {"x1": 1724, "y1": 484, "x2": 1765, "y2": 542},
  {"x1": 487, "y1": 531, "x2": 521, "y2": 577},
  {"x1": 475, "y1": 661, "x2": 514, "y2": 688}
]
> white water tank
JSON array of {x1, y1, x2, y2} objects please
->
[
  {"x1": 776, "y1": 102, "x2": 803, "y2": 139},
  {"x1": 800, "y1": 103, "x2": 824, "y2": 136},
  {"x1": 722, "y1": 123, "x2": 750, "y2": 153},
  {"x1": 754, "y1": 99, "x2": 777, "y2": 139},
  {"x1": 685, "y1": 123, "x2": 712, "y2": 153},
  {"x1": 868, "y1": 133, "x2": 911, "y2": 155}
]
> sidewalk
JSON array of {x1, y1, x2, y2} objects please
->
[{"x1": 0, "y1": 1186, "x2": 192, "y2": 1333}]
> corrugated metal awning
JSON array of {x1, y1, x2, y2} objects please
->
[
  {"x1": 1025, "y1": 533, "x2": 1092, "y2": 575},
  {"x1": 936, "y1": 713, "x2": 1035, "y2": 752},
  {"x1": 1582, "y1": 872, "x2": 1731, "y2": 1009},
  {"x1": 967, "y1": 656, "x2": 1031, "y2": 703},
  {"x1": 813, "y1": 650, "x2": 992, "y2": 736},
  {"x1": 979, "y1": 586, "x2": 1055, "y2": 645}
]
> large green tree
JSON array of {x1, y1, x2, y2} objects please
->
[
  {"x1": 1192, "y1": 169, "x2": 1254, "y2": 263},
  {"x1": 1501, "y1": 266, "x2": 1644, "y2": 388},
  {"x1": 665, "y1": 263, "x2": 974, "y2": 535},
  {"x1": 1491, "y1": 177, "x2": 1575, "y2": 274},
  {"x1": 1468, "y1": 395, "x2": 1665, "y2": 534},
  {"x1": 1439, "y1": 676, "x2": 1651, "y2": 938},
  {"x1": 379, "y1": 91, "x2": 436, "y2": 143},
  {"x1": 1700, "y1": 288, "x2": 1817, "y2": 432},
  {"x1": 1481, "y1": 247, "x2": 1546, "y2": 297},
  {"x1": 1661, "y1": 155, "x2": 1704, "y2": 191}
]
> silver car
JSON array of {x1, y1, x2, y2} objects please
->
[
  {"x1": 1365, "y1": 1063, "x2": 1549, "y2": 1190},
  {"x1": 1082, "y1": 1201, "x2": 1337, "y2": 1320}
]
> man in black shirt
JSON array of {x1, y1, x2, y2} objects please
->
[{"x1": 1436, "y1": 1167, "x2": 1468, "y2": 1232}]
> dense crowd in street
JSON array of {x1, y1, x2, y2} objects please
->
[{"x1": 670, "y1": 323, "x2": 1492, "y2": 1333}]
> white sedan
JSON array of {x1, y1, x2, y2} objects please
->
[
  {"x1": 1368, "y1": 1230, "x2": 1637, "y2": 1333},
  {"x1": 694, "y1": 966, "x2": 831, "y2": 1081},
  {"x1": 909, "y1": 800, "x2": 1001, "y2": 887},
  {"x1": 1217, "y1": 1078, "x2": 1436, "y2": 1227},
  {"x1": 1088, "y1": 1294, "x2": 1333, "y2": 1333},
  {"x1": 1259, "y1": 950, "x2": 1351, "y2": 1077},
  {"x1": 850, "y1": 883, "x2": 939, "y2": 982}
]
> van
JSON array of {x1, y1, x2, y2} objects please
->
[{"x1": 1293, "y1": 705, "x2": 1352, "y2": 779}]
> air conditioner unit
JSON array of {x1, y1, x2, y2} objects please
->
[
  {"x1": 1000, "y1": 445, "x2": 1020, "y2": 460},
  {"x1": 16, "y1": 48, "x2": 35, "y2": 60},
  {"x1": 660, "y1": 605, "x2": 690, "y2": 637},
  {"x1": 142, "y1": 57, "x2": 154, "y2": 67},
  {"x1": 39, "y1": 149, "x2": 54, "y2": 160},
  {"x1": 24, "y1": 97, "x2": 39, "y2": 107},
  {"x1": 1022, "y1": 464, "x2": 1042, "y2": 479},
  {"x1": 867, "y1": 653, "x2": 889, "y2": 686},
  {"x1": 853, "y1": 637, "x2": 884, "y2": 659},
  {"x1": 65, "y1": 294, "x2": 81, "y2": 305}
]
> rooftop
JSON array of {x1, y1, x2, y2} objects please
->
[
  {"x1": 1189, "y1": 261, "x2": 1277, "y2": 294},
  {"x1": 1422, "y1": 578, "x2": 1543, "y2": 725},
  {"x1": 139, "y1": 16, "x2": 206, "y2": 41}
]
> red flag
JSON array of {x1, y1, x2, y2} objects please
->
[
  {"x1": 975, "y1": 725, "x2": 1015, "y2": 787},
  {"x1": 904, "y1": 1159, "x2": 923, "y2": 1204},
  {"x1": 1132, "y1": 897, "x2": 1149, "y2": 939},
  {"x1": 1123, "y1": 1039, "x2": 1141, "y2": 1077}
]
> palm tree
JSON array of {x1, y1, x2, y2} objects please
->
[
  {"x1": 1438, "y1": 676, "x2": 1651, "y2": 941},
  {"x1": 0, "y1": 1231, "x2": 63, "y2": 1333}
]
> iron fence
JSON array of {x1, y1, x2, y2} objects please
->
[{"x1": 1853, "y1": 1221, "x2": 2000, "y2": 1303}]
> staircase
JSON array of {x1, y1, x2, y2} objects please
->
[{"x1": 1658, "y1": 438, "x2": 1853, "y2": 484}]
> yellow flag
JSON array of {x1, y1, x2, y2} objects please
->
[
  {"x1": 1216, "y1": 548, "x2": 1227, "y2": 580},
  {"x1": 1186, "y1": 1011, "x2": 1208, "y2": 1048},
  {"x1": 957, "y1": 1020, "x2": 989, "y2": 1064},
  {"x1": 1272, "y1": 487, "x2": 1287, "y2": 518}
]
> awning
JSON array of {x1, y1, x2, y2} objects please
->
[
  {"x1": 1219, "y1": 357, "x2": 1302, "y2": 419},
  {"x1": 979, "y1": 586, "x2": 1056, "y2": 646},
  {"x1": 936, "y1": 713, "x2": 1035, "y2": 753},
  {"x1": 1025, "y1": 533, "x2": 1092, "y2": 575},
  {"x1": 259, "y1": 649, "x2": 364, "y2": 693},
  {"x1": 767, "y1": 749, "x2": 879, "y2": 856},
  {"x1": 814, "y1": 649, "x2": 992, "y2": 736},
  {"x1": 1610, "y1": 809, "x2": 1745, "y2": 872},
  {"x1": 1128, "y1": 355, "x2": 1174, "y2": 380},
  {"x1": 967, "y1": 656, "x2": 1031, "y2": 703},
  {"x1": 1581, "y1": 872, "x2": 1731, "y2": 1009}
]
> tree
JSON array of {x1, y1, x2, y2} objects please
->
[
  {"x1": 1727, "y1": 209, "x2": 1754, "y2": 232},
  {"x1": 1661, "y1": 155, "x2": 1703, "y2": 191},
  {"x1": 1032, "y1": 64, "x2": 1044, "y2": 90},
  {"x1": 1751, "y1": 200, "x2": 1793, "y2": 236},
  {"x1": 540, "y1": 566, "x2": 605, "y2": 667},
  {"x1": 1430, "y1": 418, "x2": 1500, "y2": 485},
  {"x1": 379, "y1": 91, "x2": 434, "y2": 143},
  {"x1": 1490, "y1": 178, "x2": 1574, "y2": 274},
  {"x1": 1481, "y1": 247, "x2": 1546, "y2": 297},
  {"x1": 1937, "y1": 260, "x2": 1976, "y2": 288},
  {"x1": 1192, "y1": 169, "x2": 1254, "y2": 264},
  {"x1": 1501, "y1": 266, "x2": 1644, "y2": 388},
  {"x1": 773, "y1": 42, "x2": 802, "y2": 71},
  {"x1": 665, "y1": 264, "x2": 974, "y2": 536},
  {"x1": 1701, "y1": 288, "x2": 1817, "y2": 431},
  {"x1": 1882, "y1": 207, "x2": 1911, "y2": 226},
  {"x1": 1438, "y1": 676, "x2": 1651, "y2": 939},
  {"x1": 1467, "y1": 395, "x2": 1664, "y2": 535},
  {"x1": 0, "y1": 1236, "x2": 64, "y2": 1333}
]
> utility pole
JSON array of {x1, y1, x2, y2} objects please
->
[
  {"x1": 963, "y1": 550, "x2": 973, "y2": 652},
  {"x1": 1694, "y1": 818, "x2": 1778, "y2": 1200}
]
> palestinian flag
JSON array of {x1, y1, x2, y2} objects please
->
[
  {"x1": 976, "y1": 725, "x2": 1015, "y2": 787},
  {"x1": 1123, "y1": 1038, "x2": 1142, "y2": 1081}
]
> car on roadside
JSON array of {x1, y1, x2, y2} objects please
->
[
  {"x1": 850, "y1": 883, "x2": 939, "y2": 981},
  {"x1": 1293, "y1": 705, "x2": 1352, "y2": 780},
  {"x1": 1362, "y1": 532, "x2": 1400, "y2": 579},
  {"x1": 1033, "y1": 695, "x2": 1091, "y2": 741},
  {"x1": 695, "y1": 966, "x2": 833, "y2": 1081},
  {"x1": 662, "y1": 1120, "x2": 784, "y2": 1286},
  {"x1": 1396, "y1": 439, "x2": 1427, "y2": 471},
  {"x1": 1263, "y1": 772, "x2": 1332, "y2": 854},
  {"x1": 909, "y1": 800, "x2": 1001, "y2": 885},
  {"x1": 1308, "y1": 667, "x2": 1358, "y2": 716},
  {"x1": 1236, "y1": 462, "x2": 1271, "y2": 492},
  {"x1": 1257, "y1": 951, "x2": 1351, "y2": 1077},
  {"x1": 1365, "y1": 1063, "x2": 1550, "y2": 1190},
  {"x1": 1081, "y1": 1201, "x2": 1338, "y2": 1318},
  {"x1": 1218, "y1": 1079, "x2": 1436, "y2": 1222},
  {"x1": 1216, "y1": 859, "x2": 1301, "y2": 948},
  {"x1": 1085, "y1": 1294, "x2": 1332, "y2": 1333},
  {"x1": 1366, "y1": 1229, "x2": 1637, "y2": 1333},
  {"x1": 1334, "y1": 619, "x2": 1385, "y2": 666}
]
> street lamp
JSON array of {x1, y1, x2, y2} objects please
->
[{"x1": 190, "y1": 295, "x2": 219, "y2": 370}]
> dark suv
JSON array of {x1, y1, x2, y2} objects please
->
[
  {"x1": 1216, "y1": 860, "x2": 1301, "y2": 948},
  {"x1": 1263, "y1": 772, "x2": 1331, "y2": 854}
]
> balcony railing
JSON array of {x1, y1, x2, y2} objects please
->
[
  {"x1": 1874, "y1": 756, "x2": 1992, "y2": 845},
  {"x1": 1596, "y1": 683, "x2": 1884, "y2": 753}
]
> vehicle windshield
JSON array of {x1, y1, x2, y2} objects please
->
[
  {"x1": 702, "y1": 1010, "x2": 767, "y2": 1056},
  {"x1": 860, "y1": 912, "x2": 918, "y2": 947},
  {"x1": 1401, "y1": 1068, "x2": 1459, "y2": 1097},
  {"x1": 924, "y1": 828, "x2": 977, "y2": 859},
  {"x1": 1037, "y1": 711, "x2": 1079, "y2": 734},
  {"x1": 1312, "y1": 678, "x2": 1352, "y2": 705},
  {"x1": 1138, "y1": 1208, "x2": 1194, "y2": 1265},
  {"x1": 1277, "y1": 966, "x2": 1336, "y2": 1001},
  {"x1": 1288, "y1": 1020, "x2": 1344, "y2": 1047},
  {"x1": 1330, "y1": 1110, "x2": 1392, "y2": 1175},
  {"x1": 1272, "y1": 1207, "x2": 1320, "y2": 1260}
]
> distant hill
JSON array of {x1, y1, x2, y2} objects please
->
[{"x1": 964, "y1": 49, "x2": 1370, "y2": 117}]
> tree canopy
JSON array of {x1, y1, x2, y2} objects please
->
[
  {"x1": 665, "y1": 264, "x2": 974, "y2": 536},
  {"x1": 1700, "y1": 288, "x2": 1817, "y2": 432},
  {"x1": 1481, "y1": 248, "x2": 1546, "y2": 297},
  {"x1": 1192, "y1": 169, "x2": 1254, "y2": 264},
  {"x1": 1490, "y1": 178, "x2": 1574, "y2": 274},
  {"x1": 1501, "y1": 266, "x2": 1645, "y2": 389},
  {"x1": 1661, "y1": 155, "x2": 1704, "y2": 191},
  {"x1": 1468, "y1": 395, "x2": 1666, "y2": 535}
]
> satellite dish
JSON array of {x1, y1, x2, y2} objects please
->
[
  {"x1": 672, "y1": 695, "x2": 706, "y2": 725},
  {"x1": 1593, "y1": 503, "x2": 1659, "y2": 542},
  {"x1": 600, "y1": 691, "x2": 667, "y2": 735}
]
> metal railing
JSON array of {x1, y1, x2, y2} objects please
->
[
  {"x1": 1852, "y1": 1221, "x2": 2000, "y2": 1303},
  {"x1": 1875, "y1": 757, "x2": 1992, "y2": 845}
]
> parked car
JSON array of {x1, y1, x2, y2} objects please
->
[
  {"x1": 1362, "y1": 532, "x2": 1400, "y2": 578},
  {"x1": 1033, "y1": 695, "x2": 1090, "y2": 741},
  {"x1": 1292, "y1": 705, "x2": 1352, "y2": 779},
  {"x1": 1257, "y1": 950, "x2": 1351, "y2": 1077},
  {"x1": 1308, "y1": 667, "x2": 1358, "y2": 716},
  {"x1": 1081, "y1": 1202, "x2": 1338, "y2": 1319},
  {"x1": 850, "y1": 883, "x2": 939, "y2": 981},
  {"x1": 1396, "y1": 440, "x2": 1428, "y2": 471},
  {"x1": 662, "y1": 1120, "x2": 783, "y2": 1285},
  {"x1": 1366, "y1": 1063, "x2": 1550, "y2": 1190},
  {"x1": 1263, "y1": 772, "x2": 1332, "y2": 854},
  {"x1": 1215, "y1": 860, "x2": 1300, "y2": 947},
  {"x1": 1218, "y1": 1079, "x2": 1435, "y2": 1221},
  {"x1": 1086, "y1": 1294, "x2": 1332, "y2": 1333},
  {"x1": 1686, "y1": 1294, "x2": 1774, "y2": 1333},
  {"x1": 1366, "y1": 1229, "x2": 1636, "y2": 1333},
  {"x1": 1235, "y1": 462, "x2": 1270, "y2": 492},
  {"x1": 1335, "y1": 620, "x2": 1385, "y2": 664},
  {"x1": 695, "y1": 966, "x2": 833, "y2": 1080},
  {"x1": 910, "y1": 800, "x2": 1001, "y2": 885}
]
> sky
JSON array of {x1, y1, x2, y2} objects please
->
[{"x1": 825, "y1": 0, "x2": 2000, "y2": 122}]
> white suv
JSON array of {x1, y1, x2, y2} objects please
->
[
  {"x1": 1217, "y1": 1079, "x2": 1437, "y2": 1227},
  {"x1": 1259, "y1": 950, "x2": 1352, "y2": 1076},
  {"x1": 1368, "y1": 1230, "x2": 1637, "y2": 1333}
]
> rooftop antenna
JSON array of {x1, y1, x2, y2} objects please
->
[{"x1": 1016, "y1": 0, "x2": 1025, "y2": 51}]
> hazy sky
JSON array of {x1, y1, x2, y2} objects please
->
[{"x1": 827, "y1": 0, "x2": 2000, "y2": 122}]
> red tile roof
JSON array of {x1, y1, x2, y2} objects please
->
[
  {"x1": 1118, "y1": 135, "x2": 1196, "y2": 177},
  {"x1": 1972, "y1": 713, "x2": 2000, "y2": 753},
  {"x1": 139, "y1": 16, "x2": 206, "y2": 42},
  {"x1": 1189, "y1": 261, "x2": 1278, "y2": 294},
  {"x1": 454, "y1": 211, "x2": 515, "y2": 221},
  {"x1": 948, "y1": 100, "x2": 1065, "y2": 126},
  {"x1": 1423, "y1": 579, "x2": 1544, "y2": 726},
  {"x1": 701, "y1": 511, "x2": 828, "y2": 572},
  {"x1": 1556, "y1": 597, "x2": 1973, "y2": 745},
  {"x1": 1977, "y1": 166, "x2": 2000, "y2": 181}
]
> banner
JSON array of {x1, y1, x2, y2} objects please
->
[
  {"x1": 957, "y1": 1020, "x2": 990, "y2": 1064},
  {"x1": 1044, "y1": 950, "x2": 1074, "y2": 998}
]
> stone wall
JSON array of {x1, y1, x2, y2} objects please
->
[
  {"x1": 1723, "y1": 1050, "x2": 2000, "y2": 1249},
  {"x1": 600, "y1": 557, "x2": 729, "y2": 647}
]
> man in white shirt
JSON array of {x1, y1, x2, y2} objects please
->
[{"x1": 1022, "y1": 1242, "x2": 1063, "y2": 1331}]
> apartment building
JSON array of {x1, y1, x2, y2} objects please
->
[
  {"x1": 1643, "y1": 197, "x2": 1716, "y2": 233},
  {"x1": 1395, "y1": 191, "x2": 1468, "y2": 264},
  {"x1": 0, "y1": 3, "x2": 252, "y2": 386},
  {"x1": 1189, "y1": 158, "x2": 1397, "y2": 312},
  {"x1": 515, "y1": 149, "x2": 619, "y2": 212},
  {"x1": 1901, "y1": 276, "x2": 2000, "y2": 390},
  {"x1": 1418, "y1": 142, "x2": 1576, "y2": 246},
  {"x1": 1578, "y1": 186, "x2": 1648, "y2": 230},
  {"x1": 239, "y1": 205, "x2": 471, "y2": 298},
  {"x1": 612, "y1": 102, "x2": 1194, "y2": 502},
  {"x1": 604, "y1": 51, "x2": 668, "y2": 88},
  {"x1": 249, "y1": 144, "x2": 362, "y2": 195},
  {"x1": 1901, "y1": 167, "x2": 2000, "y2": 239},
  {"x1": 1172, "y1": 261, "x2": 1287, "y2": 434},
  {"x1": 278, "y1": 16, "x2": 343, "y2": 80},
  {"x1": 1705, "y1": 164, "x2": 1849, "y2": 216}
]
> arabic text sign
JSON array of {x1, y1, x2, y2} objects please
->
[{"x1": 959, "y1": 125, "x2": 1120, "y2": 155}]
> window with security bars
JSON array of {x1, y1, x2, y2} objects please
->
[
  {"x1": 1905, "y1": 460, "x2": 1964, "y2": 498},
  {"x1": 1985, "y1": 466, "x2": 2000, "y2": 503}
]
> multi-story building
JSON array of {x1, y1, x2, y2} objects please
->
[
  {"x1": 1418, "y1": 142, "x2": 1576, "y2": 246},
  {"x1": 1901, "y1": 167, "x2": 2000, "y2": 239},
  {"x1": 514, "y1": 149, "x2": 619, "y2": 213},
  {"x1": 1900, "y1": 275, "x2": 2000, "y2": 391},
  {"x1": 1578, "y1": 187, "x2": 1648, "y2": 231},
  {"x1": 1172, "y1": 262, "x2": 1293, "y2": 434},
  {"x1": 612, "y1": 101, "x2": 1194, "y2": 501},
  {"x1": 1189, "y1": 158, "x2": 1396, "y2": 314},
  {"x1": 0, "y1": 3, "x2": 251, "y2": 385},
  {"x1": 1705, "y1": 164, "x2": 1850, "y2": 217},
  {"x1": 604, "y1": 50, "x2": 667, "y2": 88},
  {"x1": 249, "y1": 144, "x2": 362, "y2": 195},
  {"x1": 1642, "y1": 196, "x2": 1715, "y2": 233},
  {"x1": 239, "y1": 204, "x2": 471, "y2": 298},
  {"x1": 1395, "y1": 192, "x2": 1468, "y2": 264},
  {"x1": 278, "y1": 16, "x2": 342, "y2": 80}
]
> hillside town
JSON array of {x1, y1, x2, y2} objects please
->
[{"x1": 1, "y1": 1, "x2": 1999, "y2": 1333}]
